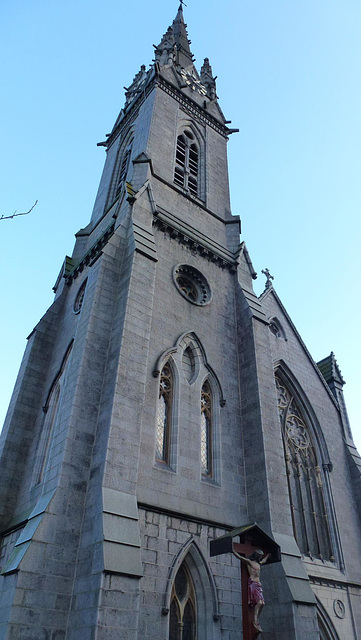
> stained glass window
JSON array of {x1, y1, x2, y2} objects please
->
[
  {"x1": 156, "y1": 363, "x2": 172, "y2": 464},
  {"x1": 275, "y1": 375, "x2": 334, "y2": 561},
  {"x1": 183, "y1": 602, "x2": 195, "y2": 640},
  {"x1": 170, "y1": 601, "x2": 180, "y2": 640},
  {"x1": 169, "y1": 563, "x2": 196, "y2": 640},
  {"x1": 201, "y1": 380, "x2": 212, "y2": 477}
]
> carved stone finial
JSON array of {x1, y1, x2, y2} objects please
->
[
  {"x1": 261, "y1": 268, "x2": 274, "y2": 290},
  {"x1": 200, "y1": 57, "x2": 217, "y2": 99},
  {"x1": 124, "y1": 64, "x2": 148, "y2": 107}
]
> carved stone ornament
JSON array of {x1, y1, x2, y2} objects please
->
[
  {"x1": 275, "y1": 377, "x2": 310, "y2": 452},
  {"x1": 173, "y1": 264, "x2": 212, "y2": 306},
  {"x1": 333, "y1": 599, "x2": 345, "y2": 619}
]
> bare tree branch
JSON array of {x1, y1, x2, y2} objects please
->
[{"x1": 0, "y1": 200, "x2": 38, "y2": 221}]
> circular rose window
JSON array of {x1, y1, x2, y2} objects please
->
[{"x1": 173, "y1": 265, "x2": 211, "y2": 306}]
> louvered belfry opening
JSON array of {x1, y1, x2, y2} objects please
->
[{"x1": 174, "y1": 130, "x2": 199, "y2": 197}]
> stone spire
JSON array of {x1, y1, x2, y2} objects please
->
[
  {"x1": 154, "y1": 4, "x2": 193, "y2": 68},
  {"x1": 172, "y1": 3, "x2": 193, "y2": 65}
]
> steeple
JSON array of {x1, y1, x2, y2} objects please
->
[
  {"x1": 154, "y1": 4, "x2": 193, "y2": 69},
  {"x1": 1, "y1": 7, "x2": 360, "y2": 640},
  {"x1": 172, "y1": 3, "x2": 193, "y2": 66}
]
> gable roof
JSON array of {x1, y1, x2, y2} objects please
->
[{"x1": 259, "y1": 285, "x2": 340, "y2": 411}]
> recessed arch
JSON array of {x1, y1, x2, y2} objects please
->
[
  {"x1": 274, "y1": 361, "x2": 331, "y2": 463},
  {"x1": 174, "y1": 119, "x2": 205, "y2": 200},
  {"x1": 43, "y1": 340, "x2": 74, "y2": 412},
  {"x1": 274, "y1": 363, "x2": 343, "y2": 566},
  {"x1": 200, "y1": 378, "x2": 213, "y2": 478},
  {"x1": 107, "y1": 125, "x2": 136, "y2": 206},
  {"x1": 153, "y1": 331, "x2": 225, "y2": 406},
  {"x1": 176, "y1": 118, "x2": 205, "y2": 147},
  {"x1": 163, "y1": 537, "x2": 220, "y2": 634},
  {"x1": 155, "y1": 355, "x2": 179, "y2": 471},
  {"x1": 269, "y1": 316, "x2": 287, "y2": 340},
  {"x1": 156, "y1": 360, "x2": 173, "y2": 465},
  {"x1": 153, "y1": 332, "x2": 224, "y2": 482},
  {"x1": 32, "y1": 340, "x2": 74, "y2": 486},
  {"x1": 316, "y1": 599, "x2": 340, "y2": 640}
]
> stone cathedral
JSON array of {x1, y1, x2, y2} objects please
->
[{"x1": 0, "y1": 6, "x2": 360, "y2": 640}]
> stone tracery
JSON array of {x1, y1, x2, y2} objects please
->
[{"x1": 275, "y1": 375, "x2": 334, "y2": 562}]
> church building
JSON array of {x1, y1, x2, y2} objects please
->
[{"x1": 0, "y1": 6, "x2": 360, "y2": 639}]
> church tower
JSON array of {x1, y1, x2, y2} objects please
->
[{"x1": 1, "y1": 6, "x2": 360, "y2": 640}]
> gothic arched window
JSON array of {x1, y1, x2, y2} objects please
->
[
  {"x1": 33, "y1": 342, "x2": 73, "y2": 486},
  {"x1": 275, "y1": 375, "x2": 334, "y2": 561},
  {"x1": 169, "y1": 563, "x2": 196, "y2": 640},
  {"x1": 174, "y1": 130, "x2": 199, "y2": 197},
  {"x1": 156, "y1": 362, "x2": 173, "y2": 464},
  {"x1": 115, "y1": 139, "x2": 133, "y2": 198},
  {"x1": 201, "y1": 380, "x2": 212, "y2": 477},
  {"x1": 37, "y1": 384, "x2": 60, "y2": 484}
]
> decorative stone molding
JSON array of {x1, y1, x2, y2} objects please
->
[
  {"x1": 65, "y1": 222, "x2": 115, "y2": 285},
  {"x1": 310, "y1": 577, "x2": 348, "y2": 590},
  {"x1": 152, "y1": 215, "x2": 237, "y2": 272},
  {"x1": 158, "y1": 76, "x2": 230, "y2": 138},
  {"x1": 333, "y1": 599, "x2": 346, "y2": 618}
]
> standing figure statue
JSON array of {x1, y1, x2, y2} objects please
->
[{"x1": 233, "y1": 548, "x2": 270, "y2": 633}]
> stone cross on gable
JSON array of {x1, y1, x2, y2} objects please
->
[{"x1": 261, "y1": 268, "x2": 274, "y2": 290}]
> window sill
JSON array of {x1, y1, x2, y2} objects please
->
[
  {"x1": 201, "y1": 474, "x2": 220, "y2": 487},
  {"x1": 154, "y1": 460, "x2": 176, "y2": 474}
]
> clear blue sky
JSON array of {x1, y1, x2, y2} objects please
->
[{"x1": 1, "y1": 0, "x2": 360, "y2": 451}]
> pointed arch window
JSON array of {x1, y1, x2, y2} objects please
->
[
  {"x1": 201, "y1": 380, "x2": 213, "y2": 477},
  {"x1": 174, "y1": 130, "x2": 199, "y2": 197},
  {"x1": 169, "y1": 563, "x2": 196, "y2": 640},
  {"x1": 156, "y1": 362, "x2": 173, "y2": 464},
  {"x1": 115, "y1": 139, "x2": 133, "y2": 197},
  {"x1": 317, "y1": 604, "x2": 340, "y2": 640},
  {"x1": 37, "y1": 383, "x2": 60, "y2": 484},
  {"x1": 275, "y1": 375, "x2": 334, "y2": 561},
  {"x1": 33, "y1": 342, "x2": 73, "y2": 486}
]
